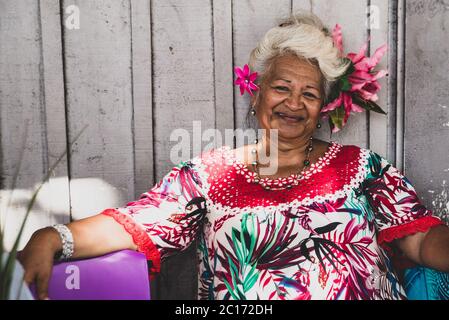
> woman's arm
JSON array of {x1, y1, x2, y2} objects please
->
[
  {"x1": 62, "y1": 214, "x2": 137, "y2": 259},
  {"x1": 395, "y1": 225, "x2": 449, "y2": 273},
  {"x1": 19, "y1": 161, "x2": 205, "y2": 300},
  {"x1": 18, "y1": 214, "x2": 137, "y2": 300}
]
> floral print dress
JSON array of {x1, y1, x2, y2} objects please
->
[{"x1": 101, "y1": 142, "x2": 444, "y2": 300}]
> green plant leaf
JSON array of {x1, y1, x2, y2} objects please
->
[{"x1": 329, "y1": 106, "x2": 345, "y2": 131}]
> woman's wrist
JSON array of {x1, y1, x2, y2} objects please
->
[
  {"x1": 50, "y1": 224, "x2": 74, "y2": 260},
  {"x1": 33, "y1": 227, "x2": 64, "y2": 255}
]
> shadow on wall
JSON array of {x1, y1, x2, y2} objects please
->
[{"x1": 0, "y1": 177, "x2": 125, "y2": 251}]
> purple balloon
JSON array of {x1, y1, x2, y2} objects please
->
[{"x1": 29, "y1": 250, "x2": 151, "y2": 300}]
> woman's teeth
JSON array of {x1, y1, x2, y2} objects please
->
[{"x1": 275, "y1": 112, "x2": 304, "y2": 121}]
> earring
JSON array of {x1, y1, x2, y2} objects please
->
[
  {"x1": 316, "y1": 122, "x2": 322, "y2": 129},
  {"x1": 250, "y1": 107, "x2": 256, "y2": 116}
]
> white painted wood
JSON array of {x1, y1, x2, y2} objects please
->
[
  {"x1": 232, "y1": 0, "x2": 291, "y2": 131},
  {"x1": 213, "y1": 0, "x2": 234, "y2": 138},
  {"x1": 62, "y1": 0, "x2": 134, "y2": 220},
  {"x1": 152, "y1": 0, "x2": 215, "y2": 180},
  {"x1": 369, "y1": 0, "x2": 389, "y2": 158},
  {"x1": 0, "y1": 0, "x2": 46, "y2": 191},
  {"x1": 0, "y1": 0, "x2": 68, "y2": 250},
  {"x1": 386, "y1": 0, "x2": 400, "y2": 165},
  {"x1": 292, "y1": 0, "x2": 313, "y2": 12},
  {"x1": 150, "y1": 0, "x2": 216, "y2": 300},
  {"x1": 39, "y1": 0, "x2": 71, "y2": 224},
  {"x1": 130, "y1": 0, "x2": 157, "y2": 298},
  {"x1": 395, "y1": 0, "x2": 406, "y2": 171},
  {"x1": 293, "y1": 0, "x2": 369, "y2": 148},
  {"x1": 131, "y1": 0, "x2": 154, "y2": 198},
  {"x1": 403, "y1": 0, "x2": 449, "y2": 223}
]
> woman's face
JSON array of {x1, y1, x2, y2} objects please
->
[{"x1": 252, "y1": 54, "x2": 323, "y2": 142}]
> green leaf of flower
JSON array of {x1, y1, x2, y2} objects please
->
[
  {"x1": 365, "y1": 100, "x2": 387, "y2": 115},
  {"x1": 340, "y1": 77, "x2": 352, "y2": 91},
  {"x1": 343, "y1": 59, "x2": 356, "y2": 75},
  {"x1": 329, "y1": 106, "x2": 345, "y2": 131},
  {"x1": 352, "y1": 95, "x2": 387, "y2": 115}
]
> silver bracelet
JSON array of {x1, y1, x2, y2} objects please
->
[{"x1": 51, "y1": 224, "x2": 74, "y2": 260}]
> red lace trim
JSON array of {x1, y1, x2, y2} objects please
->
[
  {"x1": 101, "y1": 208, "x2": 161, "y2": 277},
  {"x1": 377, "y1": 216, "x2": 444, "y2": 247},
  {"x1": 204, "y1": 144, "x2": 363, "y2": 209}
]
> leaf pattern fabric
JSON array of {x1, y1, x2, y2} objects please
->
[{"x1": 102, "y1": 143, "x2": 445, "y2": 300}]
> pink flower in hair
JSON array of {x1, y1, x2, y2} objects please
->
[
  {"x1": 234, "y1": 64, "x2": 259, "y2": 96},
  {"x1": 321, "y1": 24, "x2": 388, "y2": 133},
  {"x1": 332, "y1": 24, "x2": 344, "y2": 56}
]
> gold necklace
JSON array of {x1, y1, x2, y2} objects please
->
[{"x1": 251, "y1": 137, "x2": 314, "y2": 191}]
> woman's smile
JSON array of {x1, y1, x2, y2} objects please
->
[
  {"x1": 252, "y1": 54, "x2": 323, "y2": 141},
  {"x1": 273, "y1": 111, "x2": 306, "y2": 124}
]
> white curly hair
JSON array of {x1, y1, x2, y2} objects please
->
[{"x1": 248, "y1": 11, "x2": 350, "y2": 104}]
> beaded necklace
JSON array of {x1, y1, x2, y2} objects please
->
[{"x1": 250, "y1": 137, "x2": 314, "y2": 191}]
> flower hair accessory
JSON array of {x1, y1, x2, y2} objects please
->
[
  {"x1": 321, "y1": 24, "x2": 388, "y2": 133},
  {"x1": 234, "y1": 64, "x2": 259, "y2": 96}
]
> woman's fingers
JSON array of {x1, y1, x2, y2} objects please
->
[
  {"x1": 15, "y1": 228, "x2": 61, "y2": 300},
  {"x1": 22, "y1": 268, "x2": 36, "y2": 286},
  {"x1": 21, "y1": 261, "x2": 53, "y2": 300},
  {"x1": 36, "y1": 272, "x2": 51, "y2": 300}
]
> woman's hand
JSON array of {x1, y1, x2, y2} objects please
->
[
  {"x1": 17, "y1": 213, "x2": 138, "y2": 300},
  {"x1": 17, "y1": 227, "x2": 62, "y2": 300}
]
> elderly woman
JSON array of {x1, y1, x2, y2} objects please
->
[{"x1": 19, "y1": 12, "x2": 449, "y2": 300}]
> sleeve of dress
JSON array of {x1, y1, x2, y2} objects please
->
[
  {"x1": 363, "y1": 151, "x2": 446, "y2": 252},
  {"x1": 99, "y1": 161, "x2": 207, "y2": 275}
]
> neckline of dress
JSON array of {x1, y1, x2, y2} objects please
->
[{"x1": 224, "y1": 141, "x2": 342, "y2": 185}]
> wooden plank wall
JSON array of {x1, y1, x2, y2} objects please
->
[
  {"x1": 63, "y1": 0, "x2": 136, "y2": 221},
  {"x1": 1, "y1": 0, "x2": 448, "y2": 299},
  {"x1": 151, "y1": 0, "x2": 217, "y2": 299},
  {"x1": 0, "y1": 0, "x2": 70, "y2": 254},
  {"x1": 404, "y1": 0, "x2": 449, "y2": 223}
]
